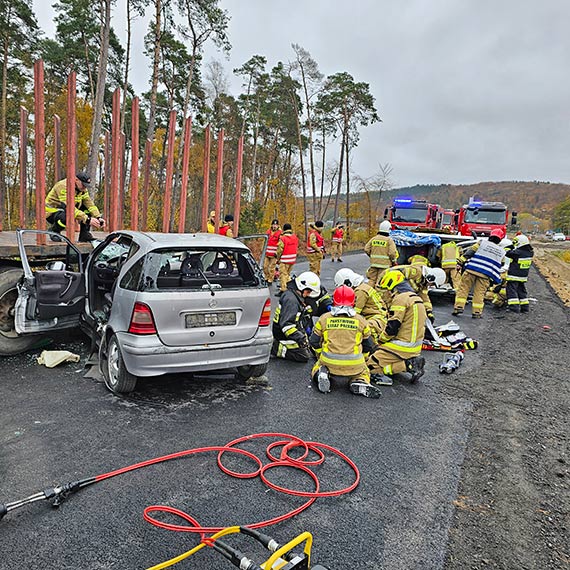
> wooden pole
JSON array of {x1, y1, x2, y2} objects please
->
[
  {"x1": 53, "y1": 115, "x2": 62, "y2": 182},
  {"x1": 214, "y1": 128, "x2": 224, "y2": 233},
  {"x1": 162, "y1": 109, "x2": 176, "y2": 233},
  {"x1": 118, "y1": 131, "x2": 126, "y2": 229},
  {"x1": 201, "y1": 124, "x2": 211, "y2": 232},
  {"x1": 109, "y1": 87, "x2": 121, "y2": 232},
  {"x1": 234, "y1": 135, "x2": 244, "y2": 237},
  {"x1": 178, "y1": 115, "x2": 192, "y2": 233},
  {"x1": 141, "y1": 139, "x2": 152, "y2": 231},
  {"x1": 65, "y1": 71, "x2": 77, "y2": 243},
  {"x1": 19, "y1": 107, "x2": 28, "y2": 228},
  {"x1": 34, "y1": 60, "x2": 46, "y2": 244},
  {"x1": 130, "y1": 97, "x2": 139, "y2": 231},
  {"x1": 103, "y1": 129, "x2": 110, "y2": 225}
]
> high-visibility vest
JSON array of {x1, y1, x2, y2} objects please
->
[
  {"x1": 219, "y1": 224, "x2": 232, "y2": 237},
  {"x1": 440, "y1": 242, "x2": 458, "y2": 269},
  {"x1": 332, "y1": 228, "x2": 344, "y2": 243},
  {"x1": 266, "y1": 228, "x2": 282, "y2": 257},
  {"x1": 279, "y1": 232, "x2": 298, "y2": 264},
  {"x1": 464, "y1": 240, "x2": 504, "y2": 284},
  {"x1": 307, "y1": 230, "x2": 324, "y2": 254},
  {"x1": 408, "y1": 254, "x2": 429, "y2": 266}
]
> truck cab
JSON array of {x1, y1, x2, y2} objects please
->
[
  {"x1": 384, "y1": 199, "x2": 439, "y2": 230},
  {"x1": 457, "y1": 199, "x2": 516, "y2": 237}
]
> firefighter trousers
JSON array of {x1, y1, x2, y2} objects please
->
[
  {"x1": 454, "y1": 271, "x2": 490, "y2": 316},
  {"x1": 366, "y1": 266, "x2": 388, "y2": 288},
  {"x1": 279, "y1": 262, "x2": 294, "y2": 292},
  {"x1": 271, "y1": 339, "x2": 311, "y2": 362},
  {"x1": 330, "y1": 242, "x2": 343, "y2": 260},
  {"x1": 444, "y1": 267, "x2": 460, "y2": 289},
  {"x1": 506, "y1": 281, "x2": 529, "y2": 312},
  {"x1": 307, "y1": 253, "x2": 323, "y2": 276},
  {"x1": 263, "y1": 256, "x2": 278, "y2": 283},
  {"x1": 366, "y1": 347, "x2": 409, "y2": 376}
]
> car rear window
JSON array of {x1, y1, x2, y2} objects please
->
[{"x1": 139, "y1": 248, "x2": 262, "y2": 291}]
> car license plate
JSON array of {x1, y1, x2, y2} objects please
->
[{"x1": 185, "y1": 312, "x2": 236, "y2": 328}]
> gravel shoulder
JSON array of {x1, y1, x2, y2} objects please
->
[{"x1": 442, "y1": 267, "x2": 570, "y2": 569}]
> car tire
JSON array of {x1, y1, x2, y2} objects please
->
[
  {"x1": 0, "y1": 269, "x2": 40, "y2": 356},
  {"x1": 236, "y1": 363, "x2": 268, "y2": 380},
  {"x1": 103, "y1": 333, "x2": 138, "y2": 393}
]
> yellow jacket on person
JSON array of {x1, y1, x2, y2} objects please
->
[
  {"x1": 45, "y1": 179, "x2": 101, "y2": 223},
  {"x1": 364, "y1": 234, "x2": 398, "y2": 269},
  {"x1": 389, "y1": 264, "x2": 433, "y2": 313},
  {"x1": 354, "y1": 282, "x2": 387, "y2": 319}
]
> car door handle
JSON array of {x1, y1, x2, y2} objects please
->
[{"x1": 59, "y1": 273, "x2": 74, "y2": 298}]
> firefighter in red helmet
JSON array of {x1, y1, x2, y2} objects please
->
[{"x1": 309, "y1": 285, "x2": 381, "y2": 398}]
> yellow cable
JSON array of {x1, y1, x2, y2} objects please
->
[{"x1": 146, "y1": 526, "x2": 242, "y2": 570}]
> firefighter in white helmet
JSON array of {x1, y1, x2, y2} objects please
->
[
  {"x1": 364, "y1": 220, "x2": 399, "y2": 287},
  {"x1": 271, "y1": 271, "x2": 321, "y2": 362},
  {"x1": 309, "y1": 285, "x2": 381, "y2": 398}
]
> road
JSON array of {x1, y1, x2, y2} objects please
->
[{"x1": 0, "y1": 253, "x2": 568, "y2": 570}]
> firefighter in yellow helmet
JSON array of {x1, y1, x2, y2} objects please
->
[
  {"x1": 366, "y1": 269, "x2": 427, "y2": 386},
  {"x1": 364, "y1": 220, "x2": 399, "y2": 287},
  {"x1": 309, "y1": 285, "x2": 381, "y2": 398}
]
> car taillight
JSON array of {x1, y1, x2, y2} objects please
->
[
  {"x1": 128, "y1": 302, "x2": 157, "y2": 335},
  {"x1": 258, "y1": 298, "x2": 272, "y2": 327}
]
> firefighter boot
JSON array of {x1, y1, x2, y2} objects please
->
[
  {"x1": 316, "y1": 366, "x2": 331, "y2": 393},
  {"x1": 406, "y1": 356, "x2": 426, "y2": 383},
  {"x1": 49, "y1": 225, "x2": 64, "y2": 242},
  {"x1": 78, "y1": 221, "x2": 95, "y2": 242},
  {"x1": 349, "y1": 380, "x2": 381, "y2": 399},
  {"x1": 370, "y1": 373, "x2": 393, "y2": 386}
]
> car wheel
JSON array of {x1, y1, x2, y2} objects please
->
[
  {"x1": 0, "y1": 269, "x2": 40, "y2": 356},
  {"x1": 236, "y1": 363, "x2": 268, "y2": 380},
  {"x1": 103, "y1": 334, "x2": 138, "y2": 393}
]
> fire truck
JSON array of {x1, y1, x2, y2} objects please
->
[
  {"x1": 456, "y1": 198, "x2": 516, "y2": 237},
  {"x1": 384, "y1": 199, "x2": 440, "y2": 230},
  {"x1": 437, "y1": 209, "x2": 457, "y2": 231}
]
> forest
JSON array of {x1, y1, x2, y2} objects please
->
[{"x1": 0, "y1": 0, "x2": 382, "y2": 237}]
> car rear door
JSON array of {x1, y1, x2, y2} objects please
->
[{"x1": 15, "y1": 229, "x2": 86, "y2": 334}]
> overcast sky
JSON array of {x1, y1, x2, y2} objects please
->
[{"x1": 33, "y1": 0, "x2": 570, "y2": 188}]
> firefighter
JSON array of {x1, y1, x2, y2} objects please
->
[
  {"x1": 490, "y1": 238, "x2": 514, "y2": 308},
  {"x1": 275, "y1": 223, "x2": 299, "y2": 295},
  {"x1": 453, "y1": 229, "x2": 505, "y2": 318},
  {"x1": 263, "y1": 219, "x2": 282, "y2": 285},
  {"x1": 505, "y1": 233, "x2": 534, "y2": 313},
  {"x1": 366, "y1": 270, "x2": 427, "y2": 386},
  {"x1": 306, "y1": 221, "x2": 325, "y2": 276},
  {"x1": 219, "y1": 214, "x2": 234, "y2": 237},
  {"x1": 45, "y1": 172, "x2": 105, "y2": 242},
  {"x1": 334, "y1": 267, "x2": 388, "y2": 345},
  {"x1": 272, "y1": 271, "x2": 321, "y2": 362},
  {"x1": 438, "y1": 240, "x2": 460, "y2": 288},
  {"x1": 364, "y1": 220, "x2": 399, "y2": 287},
  {"x1": 309, "y1": 285, "x2": 381, "y2": 398},
  {"x1": 330, "y1": 221, "x2": 344, "y2": 262},
  {"x1": 207, "y1": 211, "x2": 216, "y2": 233},
  {"x1": 407, "y1": 254, "x2": 430, "y2": 266}
]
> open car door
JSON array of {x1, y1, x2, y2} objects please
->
[
  {"x1": 14, "y1": 229, "x2": 86, "y2": 334},
  {"x1": 237, "y1": 234, "x2": 268, "y2": 266}
]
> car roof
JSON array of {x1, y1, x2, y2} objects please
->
[{"x1": 114, "y1": 231, "x2": 250, "y2": 251}]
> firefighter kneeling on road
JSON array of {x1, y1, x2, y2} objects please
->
[
  {"x1": 366, "y1": 269, "x2": 427, "y2": 386},
  {"x1": 271, "y1": 271, "x2": 321, "y2": 362},
  {"x1": 309, "y1": 285, "x2": 381, "y2": 399}
]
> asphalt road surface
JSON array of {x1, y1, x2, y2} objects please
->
[{"x1": 0, "y1": 253, "x2": 567, "y2": 570}]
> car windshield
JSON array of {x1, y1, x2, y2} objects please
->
[
  {"x1": 464, "y1": 208, "x2": 506, "y2": 224},
  {"x1": 441, "y1": 213, "x2": 453, "y2": 225},
  {"x1": 139, "y1": 248, "x2": 262, "y2": 291},
  {"x1": 392, "y1": 207, "x2": 427, "y2": 223}
]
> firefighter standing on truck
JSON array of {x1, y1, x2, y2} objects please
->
[
  {"x1": 330, "y1": 221, "x2": 344, "y2": 263},
  {"x1": 364, "y1": 220, "x2": 399, "y2": 287},
  {"x1": 272, "y1": 271, "x2": 321, "y2": 362},
  {"x1": 453, "y1": 229, "x2": 505, "y2": 318},
  {"x1": 275, "y1": 223, "x2": 299, "y2": 295},
  {"x1": 367, "y1": 269, "x2": 427, "y2": 387},
  {"x1": 45, "y1": 172, "x2": 105, "y2": 242},
  {"x1": 263, "y1": 219, "x2": 282, "y2": 285},
  {"x1": 307, "y1": 221, "x2": 325, "y2": 276},
  {"x1": 505, "y1": 233, "x2": 534, "y2": 314},
  {"x1": 309, "y1": 285, "x2": 381, "y2": 398}
]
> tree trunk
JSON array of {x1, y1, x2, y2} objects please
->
[
  {"x1": 145, "y1": 0, "x2": 162, "y2": 142},
  {"x1": 0, "y1": 30, "x2": 9, "y2": 229},
  {"x1": 121, "y1": 0, "x2": 132, "y2": 131},
  {"x1": 251, "y1": 96, "x2": 261, "y2": 199},
  {"x1": 345, "y1": 130, "x2": 350, "y2": 241},
  {"x1": 318, "y1": 122, "x2": 326, "y2": 218},
  {"x1": 299, "y1": 64, "x2": 317, "y2": 217},
  {"x1": 86, "y1": 0, "x2": 111, "y2": 183},
  {"x1": 290, "y1": 88, "x2": 308, "y2": 238},
  {"x1": 332, "y1": 127, "x2": 345, "y2": 227}
]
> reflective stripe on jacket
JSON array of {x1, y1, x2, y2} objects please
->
[
  {"x1": 45, "y1": 178, "x2": 101, "y2": 223},
  {"x1": 312, "y1": 313, "x2": 370, "y2": 376},
  {"x1": 265, "y1": 228, "x2": 282, "y2": 257},
  {"x1": 332, "y1": 228, "x2": 344, "y2": 243},
  {"x1": 440, "y1": 242, "x2": 459, "y2": 268},
  {"x1": 354, "y1": 283, "x2": 386, "y2": 318},
  {"x1": 364, "y1": 234, "x2": 398, "y2": 268},
  {"x1": 464, "y1": 240, "x2": 504, "y2": 284},
  {"x1": 506, "y1": 244, "x2": 534, "y2": 282},
  {"x1": 277, "y1": 231, "x2": 298, "y2": 264}
]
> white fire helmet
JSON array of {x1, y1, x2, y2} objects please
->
[
  {"x1": 295, "y1": 271, "x2": 321, "y2": 297},
  {"x1": 379, "y1": 220, "x2": 392, "y2": 233},
  {"x1": 423, "y1": 266, "x2": 446, "y2": 288},
  {"x1": 334, "y1": 268, "x2": 365, "y2": 288},
  {"x1": 513, "y1": 234, "x2": 530, "y2": 247}
]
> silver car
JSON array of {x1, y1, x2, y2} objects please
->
[{"x1": 14, "y1": 230, "x2": 272, "y2": 393}]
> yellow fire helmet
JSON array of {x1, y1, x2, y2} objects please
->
[{"x1": 378, "y1": 269, "x2": 405, "y2": 290}]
